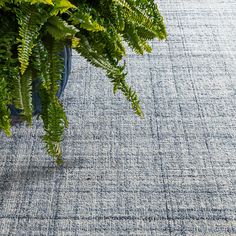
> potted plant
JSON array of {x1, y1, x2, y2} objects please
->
[{"x1": 0, "y1": 0, "x2": 167, "y2": 164}]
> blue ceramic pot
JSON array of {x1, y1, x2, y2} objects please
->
[{"x1": 10, "y1": 46, "x2": 72, "y2": 117}]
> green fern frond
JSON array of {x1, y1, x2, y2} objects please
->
[
  {"x1": 122, "y1": 23, "x2": 144, "y2": 54},
  {"x1": 0, "y1": 78, "x2": 12, "y2": 136},
  {"x1": 19, "y1": 70, "x2": 33, "y2": 124},
  {"x1": 50, "y1": 0, "x2": 76, "y2": 16},
  {"x1": 112, "y1": 0, "x2": 132, "y2": 11},
  {"x1": 126, "y1": 0, "x2": 167, "y2": 40},
  {"x1": 69, "y1": 8, "x2": 105, "y2": 32},
  {"x1": 39, "y1": 38, "x2": 68, "y2": 164},
  {"x1": 11, "y1": 70, "x2": 33, "y2": 125},
  {"x1": 46, "y1": 38, "x2": 65, "y2": 94},
  {"x1": 135, "y1": 25, "x2": 157, "y2": 40},
  {"x1": 113, "y1": 0, "x2": 167, "y2": 40},
  {"x1": 76, "y1": 35, "x2": 144, "y2": 117},
  {"x1": 31, "y1": 40, "x2": 51, "y2": 90},
  {"x1": 42, "y1": 96, "x2": 68, "y2": 165},
  {"x1": 115, "y1": 5, "x2": 125, "y2": 31},
  {"x1": 16, "y1": 5, "x2": 49, "y2": 74},
  {"x1": 46, "y1": 16, "x2": 79, "y2": 41}
]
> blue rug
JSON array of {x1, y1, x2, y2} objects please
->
[{"x1": 0, "y1": 0, "x2": 236, "y2": 235}]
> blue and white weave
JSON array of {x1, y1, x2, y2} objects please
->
[{"x1": 0, "y1": 0, "x2": 236, "y2": 235}]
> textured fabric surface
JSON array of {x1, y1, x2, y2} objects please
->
[{"x1": 1, "y1": 0, "x2": 236, "y2": 235}]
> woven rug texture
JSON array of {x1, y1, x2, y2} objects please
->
[{"x1": 0, "y1": 0, "x2": 236, "y2": 235}]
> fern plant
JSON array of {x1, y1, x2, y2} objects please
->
[{"x1": 0, "y1": 0, "x2": 167, "y2": 164}]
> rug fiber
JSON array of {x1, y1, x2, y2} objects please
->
[{"x1": 0, "y1": 0, "x2": 236, "y2": 235}]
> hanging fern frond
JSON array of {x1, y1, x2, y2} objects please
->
[
  {"x1": 11, "y1": 70, "x2": 33, "y2": 125},
  {"x1": 31, "y1": 40, "x2": 51, "y2": 90},
  {"x1": 19, "y1": 70, "x2": 33, "y2": 124},
  {"x1": 16, "y1": 5, "x2": 49, "y2": 74},
  {"x1": 39, "y1": 38, "x2": 68, "y2": 164},
  {"x1": 0, "y1": 78, "x2": 11, "y2": 136},
  {"x1": 41, "y1": 94, "x2": 68, "y2": 165},
  {"x1": 126, "y1": 0, "x2": 167, "y2": 40},
  {"x1": 112, "y1": 0, "x2": 167, "y2": 40},
  {"x1": 69, "y1": 7, "x2": 105, "y2": 32},
  {"x1": 112, "y1": 0, "x2": 132, "y2": 11},
  {"x1": 45, "y1": 38, "x2": 65, "y2": 94},
  {"x1": 46, "y1": 15, "x2": 79, "y2": 41},
  {"x1": 0, "y1": 13, "x2": 21, "y2": 129},
  {"x1": 76, "y1": 35, "x2": 144, "y2": 117},
  {"x1": 114, "y1": 5, "x2": 125, "y2": 31},
  {"x1": 122, "y1": 22, "x2": 144, "y2": 54}
]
